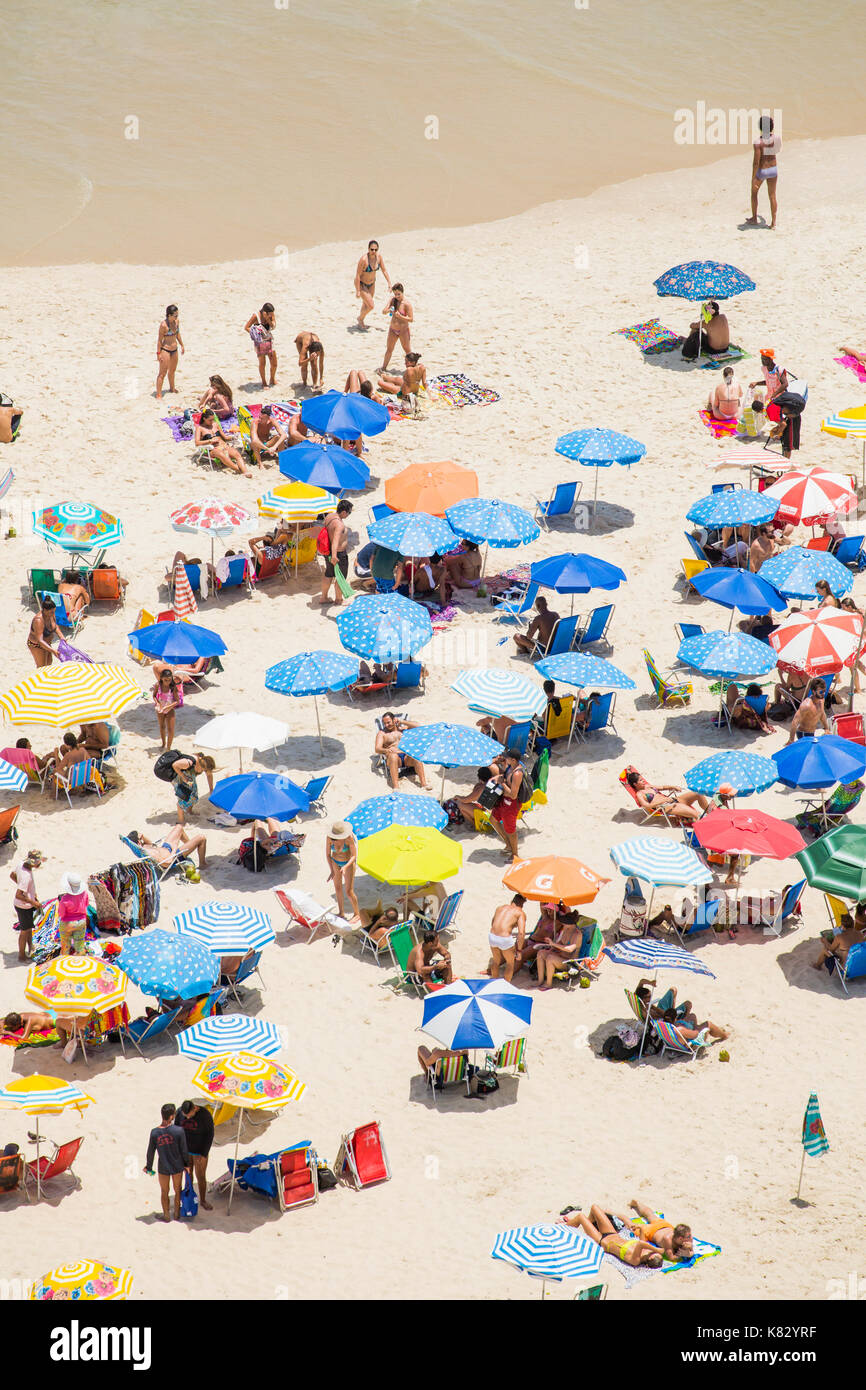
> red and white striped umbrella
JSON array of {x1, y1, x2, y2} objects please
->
[
  {"x1": 769, "y1": 606, "x2": 863, "y2": 675},
  {"x1": 761, "y1": 469, "x2": 856, "y2": 525}
]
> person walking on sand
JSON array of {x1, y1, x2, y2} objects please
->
[
  {"x1": 746, "y1": 114, "x2": 780, "y2": 229},
  {"x1": 326, "y1": 821, "x2": 360, "y2": 921},
  {"x1": 488, "y1": 895, "x2": 526, "y2": 982},
  {"x1": 156, "y1": 304, "x2": 183, "y2": 400},
  {"x1": 10, "y1": 849, "x2": 43, "y2": 962},
  {"x1": 317, "y1": 499, "x2": 353, "y2": 606},
  {"x1": 175, "y1": 1099, "x2": 214, "y2": 1211},
  {"x1": 244, "y1": 304, "x2": 278, "y2": 388},
  {"x1": 381, "y1": 284, "x2": 413, "y2": 370},
  {"x1": 295, "y1": 331, "x2": 324, "y2": 389},
  {"x1": 144, "y1": 1103, "x2": 191, "y2": 1223},
  {"x1": 354, "y1": 239, "x2": 391, "y2": 328},
  {"x1": 57, "y1": 870, "x2": 89, "y2": 956}
]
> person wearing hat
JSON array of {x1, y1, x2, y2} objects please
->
[
  {"x1": 326, "y1": 821, "x2": 359, "y2": 922},
  {"x1": 9, "y1": 850, "x2": 43, "y2": 961},
  {"x1": 57, "y1": 870, "x2": 89, "y2": 956}
]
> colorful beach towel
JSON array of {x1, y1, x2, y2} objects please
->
[
  {"x1": 429, "y1": 373, "x2": 501, "y2": 408},
  {"x1": 615, "y1": 318, "x2": 682, "y2": 354},
  {"x1": 1, "y1": 1022, "x2": 61, "y2": 1049},
  {"x1": 162, "y1": 401, "x2": 300, "y2": 442},
  {"x1": 697, "y1": 345, "x2": 750, "y2": 369},
  {"x1": 699, "y1": 409, "x2": 740, "y2": 439},
  {"x1": 834, "y1": 354, "x2": 866, "y2": 384}
]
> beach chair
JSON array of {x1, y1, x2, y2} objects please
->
[
  {"x1": 832, "y1": 713, "x2": 866, "y2": 746},
  {"x1": 53, "y1": 758, "x2": 104, "y2": 808},
  {"x1": 673, "y1": 894, "x2": 721, "y2": 943},
  {"x1": 214, "y1": 555, "x2": 250, "y2": 596},
  {"x1": 680, "y1": 558, "x2": 710, "y2": 595},
  {"x1": 28, "y1": 567, "x2": 58, "y2": 603},
  {"x1": 24, "y1": 1137, "x2": 84, "y2": 1196},
  {"x1": 384, "y1": 922, "x2": 427, "y2": 995},
  {"x1": 551, "y1": 920, "x2": 604, "y2": 988},
  {"x1": 684, "y1": 531, "x2": 712, "y2": 565},
  {"x1": 573, "y1": 603, "x2": 614, "y2": 653},
  {"x1": 176, "y1": 987, "x2": 227, "y2": 1029},
  {"x1": 393, "y1": 661, "x2": 425, "y2": 693},
  {"x1": 412, "y1": 889, "x2": 463, "y2": 940},
  {"x1": 575, "y1": 691, "x2": 616, "y2": 742},
  {"x1": 806, "y1": 536, "x2": 832, "y2": 551},
  {"x1": 179, "y1": 654, "x2": 224, "y2": 693},
  {"x1": 117, "y1": 1005, "x2": 183, "y2": 1059},
  {"x1": 335, "y1": 1121, "x2": 391, "y2": 1190},
  {"x1": 535, "y1": 614, "x2": 579, "y2": 659},
  {"x1": 359, "y1": 915, "x2": 416, "y2": 964},
  {"x1": 535, "y1": 694, "x2": 575, "y2": 747},
  {"x1": 824, "y1": 893, "x2": 847, "y2": 931},
  {"x1": 90, "y1": 568, "x2": 125, "y2": 609},
  {"x1": 426, "y1": 1051, "x2": 470, "y2": 1102},
  {"x1": 94, "y1": 724, "x2": 122, "y2": 775},
  {"x1": 36, "y1": 591, "x2": 81, "y2": 635},
  {"x1": 643, "y1": 649, "x2": 692, "y2": 706},
  {"x1": 301, "y1": 775, "x2": 331, "y2": 814},
  {"x1": 624, "y1": 988, "x2": 648, "y2": 1025},
  {"x1": 276, "y1": 1145, "x2": 319, "y2": 1211},
  {"x1": 504, "y1": 721, "x2": 535, "y2": 758},
  {"x1": 494, "y1": 581, "x2": 539, "y2": 628},
  {"x1": 831, "y1": 941, "x2": 866, "y2": 994},
  {"x1": 0, "y1": 1149, "x2": 26, "y2": 1202},
  {"x1": 619, "y1": 766, "x2": 678, "y2": 827},
  {"x1": 174, "y1": 563, "x2": 202, "y2": 598},
  {"x1": 762, "y1": 879, "x2": 806, "y2": 937},
  {"x1": 796, "y1": 780, "x2": 865, "y2": 834},
  {"x1": 675, "y1": 621, "x2": 705, "y2": 644},
  {"x1": 486, "y1": 1036, "x2": 529, "y2": 1079},
  {"x1": 651, "y1": 1019, "x2": 710, "y2": 1061},
  {"x1": 369, "y1": 503, "x2": 394, "y2": 523},
  {"x1": 834, "y1": 535, "x2": 866, "y2": 571},
  {"x1": 0, "y1": 805, "x2": 21, "y2": 848},
  {"x1": 574, "y1": 1283, "x2": 608, "y2": 1301},
  {"x1": 254, "y1": 551, "x2": 286, "y2": 584},
  {"x1": 274, "y1": 888, "x2": 335, "y2": 943},
  {"x1": 711, "y1": 482, "x2": 742, "y2": 494},
  {"x1": 119, "y1": 833, "x2": 191, "y2": 881},
  {"x1": 128, "y1": 607, "x2": 156, "y2": 663},
  {"x1": 534, "y1": 481, "x2": 582, "y2": 530},
  {"x1": 223, "y1": 951, "x2": 264, "y2": 1004}
]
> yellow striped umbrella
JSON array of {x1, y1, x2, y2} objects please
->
[
  {"x1": 821, "y1": 406, "x2": 866, "y2": 484},
  {"x1": 26, "y1": 956, "x2": 128, "y2": 1017},
  {"x1": 192, "y1": 1050, "x2": 306, "y2": 1211},
  {"x1": 0, "y1": 1074, "x2": 94, "y2": 1199},
  {"x1": 30, "y1": 1261, "x2": 133, "y2": 1300},
  {"x1": 257, "y1": 481, "x2": 338, "y2": 522},
  {"x1": 0, "y1": 663, "x2": 144, "y2": 727}
]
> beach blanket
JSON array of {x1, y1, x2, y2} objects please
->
[
  {"x1": 697, "y1": 345, "x2": 750, "y2": 369},
  {"x1": 835, "y1": 354, "x2": 866, "y2": 384},
  {"x1": 0, "y1": 1022, "x2": 61, "y2": 1049},
  {"x1": 429, "y1": 373, "x2": 501, "y2": 408},
  {"x1": 430, "y1": 603, "x2": 459, "y2": 632},
  {"x1": 615, "y1": 318, "x2": 682, "y2": 354},
  {"x1": 699, "y1": 409, "x2": 740, "y2": 438},
  {"x1": 56, "y1": 638, "x2": 93, "y2": 663},
  {"x1": 162, "y1": 401, "x2": 300, "y2": 442}
]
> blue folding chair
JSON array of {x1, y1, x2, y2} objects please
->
[
  {"x1": 119, "y1": 833, "x2": 192, "y2": 881},
  {"x1": 574, "y1": 691, "x2": 616, "y2": 743},
  {"x1": 833, "y1": 940, "x2": 866, "y2": 995},
  {"x1": 763, "y1": 878, "x2": 806, "y2": 937},
  {"x1": 225, "y1": 950, "x2": 264, "y2": 1003},
  {"x1": 834, "y1": 535, "x2": 866, "y2": 571},
  {"x1": 118, "y1": 1006, "x2": 183, "y2": 1059},
  {"x1": 216, "y1": 555, "x2": 249, "y2": 595},
  {"x1": 412, "y1": 889, "x2": 464, "y2": 940},
  {"x1": 183, "y1": 563, "x2": 202, "y2": 593},
  {"x1": 369, "y1": 503, "x2": 394, "y2": 523},
  {"x1": 36, "y1": 590, "x2": 79, "y2": 633},
  {"x1": 494, "y1": 581, "x2": 539, "y2": 628},
  {"x1": 534, "y1": 481, "x2": 582, "y2": 530},
  {"x1": 535, "y1": 614, "x2": 579, "y2": 658},
  {"x1": 684, "y1": 532, "x2": 711, "y2": 564},
  {"x1": 711, "y1": 482, "x2": 742, "y2": 494},
  {"x1": 302, "y1": 775, "x2": 331, "y2": 814},
  {"x1": 574, "y1": 603, "x2": 614, "y2": 653},
  {"x1": 504, "y1": 722, "x2": 534, "y2": 758},
  {"x1": 675, "y1": 621, "x2": 706, "y2": 643},
  {"x1": 673, "y1": 894, "x2": 721, "y2": 943},
  {"x1": 393, "y1": 661, "x2": 425, "y2": 692}
]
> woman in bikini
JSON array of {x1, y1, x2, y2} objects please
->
[
  {"x1": 156, "y1": 304, "x2": 183, "y2": 400},
  {"x1": 563, "y1": 1205, "x2": 663, "y2": 1268},
  {"x1": 194, "y1": 409, "x2": 252, "y2": 477},
  {"x1": 197, "y1": 375, "x2": 234, "y2": 420},
  {"x1": 325, "y1": 821, "x2": 360, "y2": 922},
  {"x1": 377, "y1": 352, "x2": 427, "y2": 402},
  {"x1": 746, "y1": 114, "x2": 780, "y2": 229},
  {"x1": 354, "y1": 240, "x2": 391, "y2": 328},
  {"x1": 244, "y1": 304, "x2": 277, "y2": 388},
  {"x1": 344, "y1": 369, "x2": 387, "y2": 403},
  {"x1": 707, "y1": 366, "x2": 743, "y2": 420},
  {"x1": 535, "y1": 919, "x2": 583, "y2": 990},
  {"x1": 27, "y1": 598, "x2": 59, "y2": 668},
  {"x1": 380, "y1": 284, "x2": 413, "y2": 370}
]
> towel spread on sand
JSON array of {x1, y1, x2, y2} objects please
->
[
  {"x1": 162, "y1": 401, "x2": 300, "y2": 441},
  {"x1": 429, "y1": 373, "x2": 501, "y2": 408},
  {"x1": 1, "y1": 1023, "x2": 61, "y2": 1049},
  {"x1": 616, "y1": 318, "x2": 682, "y2": 354},
  {"x1": 835, "y1": 354, "x2": 866, "y2": 383},
  {"x1": 699, "y1": 409, "x2": 740, "y2": 438},
  {"x1": 697, "y1": 345, "x2": 750, "y2": 369}
]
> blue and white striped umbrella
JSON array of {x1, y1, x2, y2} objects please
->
[
  {"x1": 686, "y1": 491, "x2": 778, "y2": 527},
  {"x1": 676, "y1": 629, "x2": 777, "y2": 680},
  {"x1": 492, "y1": 1224, "x2": 603, "y2": 1283},
  {"x1": 117, "y1": 929, "x2": 218, "y2": 1001},
  {"x1": 0, "y1": 757, "x2": 28, "y2": 792},
  {"x1": 535, "y1": 652, "x2": 635, "y2": 690},
  {"x1": 398, "y1": 722, "x2": 503, "y2": 768},
  {"x1": 685, "y1": 751, "x2": 778, "y2": 797},
  {"x1": 175, "y1": 1014, "x2": 283, "y2": 1059},
  {"x1": 265, "y1": 649, "x2": 359, "y2": 697},
  {"x1": 445, "y1": 498, "x2": 540, "y2": 548},
  {"x1": 421, "y1": 976, "x2": 533, "y2": 1050},
  {"x1": 554, "y1": 427, "x2": 646, "y2": 468},
  {"x1": 173, "y1": 901, "x2": 275, "y2": 953},
  {"x1": 336, "y1": 593, "x2": 433, "y2": 662},
  {"x1": 760, "y1": 546, "x2": 853, "y2": 601},
  {"x1": 603, "y1": 937, "x2": 716, "y2": 978},
  {"x1": 609, "y1": 837, "x2": 712, "y2": 887},
  {"x1": 368, "y1": 510, "x2": 459, "y2": 557},
  {"x1": 451, "y1": 668, "x2": 547, "y2": 720},
  {"x1": 347, "y1": 792, "x2": 448, "y2": 839},
  {"x1": 653, "y1": 261, "x2": 756, "y2": 300}
]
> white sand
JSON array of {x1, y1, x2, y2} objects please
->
[{"x1": 2, "y1": 138, "x2": 866, "y2": 1300}]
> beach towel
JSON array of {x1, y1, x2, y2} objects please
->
[
  {"x1": 615, "y1": 318, "x2": 682, "y2": 354},
  {"x1": 697, "y1": 345, "x2": 750, "y2": 369},
  {"x1": 430, "y1": 603, "x2": 459, "y2": 631},
  {"x1": 834, "y1": 354, "x2": 866, "y2": 384},
  {"x1": 162, "y1": 401, "x2": 300, "y2": 442},
  {"x1": 0, "y1": 1022, "x2": 61, "y2": 1049},
  {"x1": 429, "y1": 373, "x2": 500, "y2": 408},
  {"x1": 699, "y1": 409, "x2": 740, "y2": 438},
  {"x1": 56, "y1": 638, "x2": 94, "y2": 663}
]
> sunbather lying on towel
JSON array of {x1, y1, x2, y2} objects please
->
[
  {"x1": 3, "y1": 1010, "x2": 77, "y2": 1048},
  {"x1": 626, "y1": 1199, "x2": 695, "y2": 1262},
  {"x1": 252, "y1": 820, "x2": 306, "y2": 853},
  {"x1": 625, "y1": 770, "x2": 709, "y2": 820},
  {"x1": 563, "y1": 1205, "x2": 663, "y2": 1267}
]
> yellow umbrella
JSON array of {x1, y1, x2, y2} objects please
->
[
  {"x1": 257, "y1": 482, "x2": 338, "y2": 573},
  {"x1": 821, "y1": 406, "x2": 866, "y2": 485},
  {"x1": 30, "y1": 1260, "x2": 132, "y2": 1300},
  {"x1": 191, "y1": 1050, "x2": 306, "y2": 1211},
  {"x1": 0, "y1": 663, "x2": 144, "y2": 728},
  {"x1": 357, "y1": 826, "x2": 462, "y2": 914},
  {"x1": 0, "y1": 1074, "x2": 94, "y2": 1199},
  {"x1": 26, "y1": 956, "x2": 128, "y2": 1063}
]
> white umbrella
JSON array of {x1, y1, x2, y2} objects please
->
[{"x1": 193, "y1": 711, "x2": 290, "y2": 771}]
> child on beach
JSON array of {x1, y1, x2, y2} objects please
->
[{"x1": 152, "y1": 669, "x2": 183, "y2": 750}]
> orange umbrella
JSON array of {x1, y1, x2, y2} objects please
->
[
  {"x1": 503, "y1": 855, "x2": 608, "y2": 906},
  {"x1": 385, "y1": 460, "x2": 479, "y2": 516}
]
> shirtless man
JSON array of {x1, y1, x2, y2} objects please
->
[
  {"x1": 814, "y1": 912, "x2": 864, "y2": 972},
  {"x1": 514, "y1": 595, "x2": 559, "y2": 655},
  {"x1": 295, "y1": 331, "x2": 324, "y2": 389},
  {"x1": 749, "y1": 525, "x2": 776, "y2": 571},
  {"x1": 787, "y1": 679, "x2": 829, "y2": 743},
  {"x1": 57, "y1": 572, "x2": 90, "y2": 619},
  {"x1": 625, "y1": 1199, "x2": 695, "y2": 1262},
  {"x1": 381, "y1": 284, "x2": 414, "y2": 370},
  {"x1": 683, "y1": 300, "x2": 729, "y2": 361},
  {"x1": 0, "y1": 398, "x2": 23, "y2": 444},
  {"x1": 51, "y1": 732, "x2": 89, "y2": 777},
  {"x1": 444, "y1": 541, "x2": 482, "y2": 589},
  {"x1": 248, "y1": 405, "x2": 287, "y2": 466},
  {"x1": 133, "y1": 825, "x2": 208, "y2": 870},
  {"x1": 375, "y1": 712, "x2": 430, "y2": 790},
  {"x1": 488, "y1": 895, "x2": 526, "y2": 982},
  {"x1": 377, "y1": 351, "x2": 427, "y2": 401},
  {"x1": 78, "y1": 722, "x2": 110, "y2": 757},
  {"x1": 407, "y1": 931, "x2": 453, "y2": 988},
  {"x1": 451, "y1": 766, "x2": 494, "y2": 827},
  {"x1": 318, "y1": 499, "x2": 353, "y2": 606},
  {"x1": 354, "y1": 239, "x2": 391, "y2": 328}
]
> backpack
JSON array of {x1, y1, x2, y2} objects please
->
[
  {"x1": 602, "y1": 1034, "x2": 639, "y2": 1062},
  {"x1": 238, "y1": 837, "x2": 266, "y2": 872},
  {"x1": 316, "y1": 525, "x2": 331, "y2": 556},
  {"x1": 154, "y1": 749, "x2": 184, "y2": 782},
  {"x1": 517, "y1": 764, "x2": 534, "y2": 807}
]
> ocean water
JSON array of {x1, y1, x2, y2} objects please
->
[{"x1": 3, "y1": 0, "x2": 863, "y2": 266}]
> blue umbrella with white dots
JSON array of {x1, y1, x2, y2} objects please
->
[
  {"x1": 266, "y1": 649, "x2": 360, "y2": 752},
  {"x1": 445, "y1": 498, "x2": 540, "y2": 577},
  {"x1": 554, "y1": 427, "x2": 646, "y2": 514},
  {"x1": 398, "y1": 722, "x2": 504, "y2": 799},
  {"x1": 347, "y1": 792, "x2": 448, "y2": 839},
  {"x1": 117, "y1": 929, "x2": 218, "y2": 1001},
  {"x1": 686, "y1": 491, "x2": 778, "y2": 528},
  {"x1": 336, "y1": 593, "x2": 433, "y2": 663},
  {"x1": 760, "y1": 546, "x2": 853, "y2": 601},
  {"x1": 685, "y1": 750, "x2": 778, "y2": 798}
]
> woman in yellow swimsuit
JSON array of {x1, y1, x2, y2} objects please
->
[{"x1": 564, "y1": 1205, "x2": 663, "y2": 1267}]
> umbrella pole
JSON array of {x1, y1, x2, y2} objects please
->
[
  {"x1": 439, "y1": 766, "x2": 445, "y2": 801},
  {"x1": 35, "y1": 1121, "x2": 42, "y2": 1201},
  {"x1": 228, "y1": 1108, "x2": 242, "y2": 1214},
  {"x1": 314, "y1": 695, "x2": 324, "y2": 754},
  {"x1": 593, "y1": 467, "x2": 599, "y2": 525},
  {"x1": 796, "y1": 1147, "x2": 807, "y2": 1201},
  {"x1": 637, "y1": 973, "x2": 657, "y2": 1062},
  {"x1": 481, "y1": 545, "x2": 489, "y2": 580}
]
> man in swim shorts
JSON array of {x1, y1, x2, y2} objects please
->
[{"x1": 488, "y1": 895, "x2": 526, "y2": 982}]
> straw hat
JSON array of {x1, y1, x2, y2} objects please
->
[
  {"x1": 59, "y1": 871, "x2": 84, "y2": 895},
  {"x1": 330, "y1": 821, "x2": 352, "y2": 840},
  {"x1": 25, "y1": 849, "x2": 44, "y2": 866}
]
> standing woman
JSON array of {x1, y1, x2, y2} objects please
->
[
  {"x1": 380, "y1": 284, "x2": 414, "y2": 370},
  {"x1": 156, "y1": 304, "x2": 184, "y2": 400},
  {"x1": 746, "y1": 114, "x2": 780, "y2": 229},
  {"x1": 26, "y1": 597, "x2": 58, "y2": 668},
  {"x1": 354, "y1": 239, "x2": 391, "y2": 329},
  {"x1": 152, "y1": 669, "x2": 183, "y2": 750},
  {"x1": 326, "y1": 821, "x2": 360, "y2": 921},
  {"x1": 244, "y1": 304, "x2": 278, "y2": 388},
  {"x1": 176, "y1": 1100, "x2": 215, "y2": 1210}
]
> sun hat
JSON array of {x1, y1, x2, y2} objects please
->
[
  {"x1": 330, "y1": 821, "x2": 352, "y2": 839},
  {"x1": 25, "y1": 850, "x2": 44, "y2": 865},
  {"x1": 59, "y1": 871, "x2": 84, "y2": 895}
]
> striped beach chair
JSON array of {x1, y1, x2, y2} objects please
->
[
  {"x1": 651, "y1": 1018, "x2": 711, "y2": 1061},
  {"x1": 643, "y1": 649, "x2": 692, "y2": 706},
  {"x1": 426, "y1": 1052, "x2": 469, "y2": 1102},
  {"x1": 486, "y1": 1036, "x2": 529, "y2": 1078},
  {"x1": 53, "y1": 758, "x2": 104, "y2": 808}
]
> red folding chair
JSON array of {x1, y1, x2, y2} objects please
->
[
  {"x1": 255, "y1": 552, "x2": 284, "y2": 583},
  {"x1": 833, "y1": 712, "x2": 866, "y2": 745},
  {"x1": 274, "y1": 889, "x2": 331, "y2": 943},
  {"x1": 335, "y1": 1122, "x2": 391, "y2": 1190},
  {"x1": 806, "y1": 536, "x2": 832, "y2": 551},
  {"x1": 157, "y1": 608, "x2": 177, "y2": 622},
  {"x1": 277, "y1": 1146, "x2": 318, "y2": 1211},
  {"x1": 25, "y1": 1136, "x2": 84, "y2": 1198}
]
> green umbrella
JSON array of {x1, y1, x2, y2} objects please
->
[{"x1": 796, "y1": 825, "x2": 866, "y2": 901}]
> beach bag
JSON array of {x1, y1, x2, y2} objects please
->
[
  {"x1": 154, "y1": 749, "x2": 184, "y2": 783},
  {"x1": 602, "y1": 1033, "x2": 640, "y2": 1062},
  {"x1": 316, "y1": 1162, "x2": 338, "y2": 1191},
  {"x1": 517, "y1": 765, "x2": 534, "y2": 807},
  {"x1": 442, "y1": 798, "x2": 464, "y2": 826},
  {"x1": 238, "y1": 837, "x2": 265, "y2": 872},
  {"x1": 179, "y1": 1170, "x2": 198, "y2": 1219},
  {"x1": 478, "y1": 780, "x2": 504, "y2": 811},
  {"x1": 531, "y1": 747, "x2": 550, "y2": 794},
  {"x1": 316, "y1": 526, "x2": 331, "y2": 556}
]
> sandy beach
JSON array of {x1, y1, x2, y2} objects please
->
[{"x1": 1, "y1": 135, "x2": 866, "y2": 1302}]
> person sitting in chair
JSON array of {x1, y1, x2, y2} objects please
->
[
  {"x1": 813, "y1": 912, "x2": 865, "y2": 973},
  {"x1": 248, "y1": 405, "x2": 288, "y2": 466},
  {"x1": 57, "y1": 572, "x2": 90, "y2": 619},
  {"x1": 725, "y1": 682, "x2": 775, "y2": 734},
  {"x1": 252, "y1": 819, "x2": 306, "y2": 854},
  {"x1": 129, "y1": 826, "x2": 208, "y2": 870},
  {"x1": 407, "y1": 931, "x2": 453, "y2": 988},
  {"x1": 514, "y1": 595, "x2": 559, "y2": 655},
  {"x1": 375, "y1": 712, "x2": 430, "y2": 790},
  {"x1": 0, "y1": 1143, "x2": 24, "y2": 1193},
  {"x1": 624, "y1": 770, "x2": 709, "y2": 820}
]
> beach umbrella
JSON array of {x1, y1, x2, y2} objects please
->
[
  {"x1": 0, "y1": 1075, "x2": 94, "y2": 1200},
  {"x1": 534, "y1": 652, "x2": 636, "y2": 691},
  {"x1": 491, "y1": 1224, "x2": 602, "y2": 1297},
  {"x1": 300, "y1": 389, "x2": 390, "y2": 440},
  {"x1": 653, "y1": 260, "x2": 755, "y2": 359},
  {"x1": 173, "y1": 901, "x2": 276, "y2": 954},
  {"x1": 346, "y1": 792, "x2": 448, "y2": 839},
  {"x1": 335, "y1": 593, "x2": 433, "y2": 662},
  {"x1": 175, "y1": 1014, "x2": 282, "y2": 1059},
  {"x1": 684, "y1": 750, "x2": 777, "y2": 797},
  {"x1": 0, "y1": 757, "x2": 29, "y2": 792},
  {"x1": 116, "y1": 928, "x2": 218, "y2": 1001},
  {"x1": 171, "y1": 561, "x2": 198, "y2": 619},
  {"x1": 127, "y1": 619, "x2": 227, "y2": 664},
  {"x1": 676, "y1": 629, "x2": 777, "y2": 680},
  {"x1": 265, "y1": 649, "x2": 359, "y2": 753},
  {"x1": 691, "y1": 808, "x2": 805, "y2": 860},
  {"x1": 32, "y1": 502, "x2": 123, "y2": 554},
  {"x1": 796, "y1": 824, "x2": 866, "y2": 900},
  {"x1": 193, "y1": 711, "x2": 290, "y2": 771},
  {"x1": 451, "y1": 668, "x2": 547, "y2": 721},
  {"x1": 210, "y1": 771, "x2": 310, "y2": 822},
  {"x1": 25, "y1": 957, "x2": 128, "y2": 1065},
  {"x1": 191, "y1": 1051, "x2": 306, "y2": 1212},
  {"x1": 368, "y1": 512, "x2": 459, "y2": 593},
  {"x1": 256, "y1": 481, "x2": 338, "y2": 522},
  {"x1": 609, "y1": 837, "x2": 712, "y2": 888},
  {"x1": 554, "y1": 427, "x2": 647, "y2": 512},
  {"x1": 531, "y1": 553, "x2": 627, "y2": 614},
  {"x1": 421, "y1": 976, "x2": 532, "y2": 1050},
  {"x1": 357, "y1": 826, "x2": 461, "y2": 915},
  {"x1": 761, "y1": 469, "x2": 857, "y2": 526},
  {"x1": 602, "y1": 936, "x2": 716, "y2": 1057},
  {"x1": 686, "y1": 490, "x2": 778, "y2": 528},
  {"x1": 773, "y1": 735, "x2": 866, "y2": 831},
  {"x1": 690, "y1": 566, "x2": 786, "y2": 627},
  {"x1": 820, "y1": 406, "x2": 866, "y2": 485},
  {"x1": 170, "y1": 497, "x2": 252, "y2": 565},
  {"x1": 760, "y1": 546, "x2": 853, "y2": 601},
  {"x1": 278, "y1": 440, "x2": 370, "y2": 492},
  {"x1": 385, "y1": 460, "x2": 478, "y2": 516},
  {"x1": 502, "y1": 855, "x2": 608, "y2": 906},
  {"x1": 797, "y1": 1092, "x2": 830, "y2": 1200},
  {"x1": 0, "y1": 663, "x2": 144, "y2": 727},
  {"x1": 769, "y1": 607, "x2": 863, "y2": 676},
  {"x1": 397, "y1": 722, "x2": 503, "y2": 799},
  {"x1": 30, "y1": 1261, "x2": 133, "y2": 1301},
  {"x1": 445, "y1": 498, "x2": 540, "y2": 577}
]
